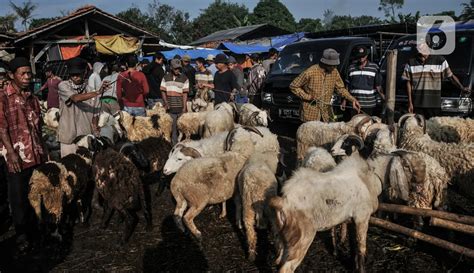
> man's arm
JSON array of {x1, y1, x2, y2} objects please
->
[
  {"x1": 449, "y1": 74, "x2": 471, "y2": 93},
  {"x1": 334, "y1": 72, "x2": 361, "y2": 112},
  {"x1": 141, "y1": 72, "x2": 150, "y2": 97},
  {"x1": 183, "y1": 79, "x2": 189, "y2": 113},
  {"x1": 160, "y1": 78, "x2": 169, "y2": 109},
  {"x1": 401, "y1": 63, "x2": 413, "y2": 113},
  {"x1": 0, "y1": 97, "x2": 20, "y2": 172},
  {"x1": 289, "y1": 70, "x2": 312, "y2": 101}
]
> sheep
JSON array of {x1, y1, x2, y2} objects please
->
[
  {"x1": 234, "y1": 151, "x2": 279, "y2": 261},
  {"x1": 163, "y1": 126, "x2": 280, "y2": 176},
  {"x1": 177, "y1": 111, "x2": 210, "y2": 141},
  {"x1": 93, "y1": 148, "x2": 152, "y2": 244},
  {"x1": 171, "y1": 127, "x2": 262, "y2": 241},
  {"x1": 398, "y1": 114, "x2": 474, "y2": 198},
  {"x1": 238, "y1": 103, "x2": 270, "y2": 127},
  {"x1": 119, "y1": 110, "x2": 172, "y2": 142},
  {"x1": 296, "y1": 113, "x2": 379, "y2": 163},
  {"x1": 98, "y1": 111, "x2": 123, "y2": 144},
  {"x1": 426, "y1": 116, "x2": 474, "y2": 143},
  {"x1": 302, "y1": 146, "x2": 337, "y2": 172},
  {"x1": 270, "y1": 135, "x2": 381, "y2": 273},
  {"x1": 43, "y1": 107, "x2": 60, "y2": 130},
  {"x1": 191, "y1": 97, "x2": 214, "y2": 112},
  {"x1": 202, "y1": 102, "x2": 238, "y2": 138}
]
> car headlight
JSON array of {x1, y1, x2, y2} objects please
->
[{"x1": 262, "y1": 92, "x2": 273, "y2": 103}]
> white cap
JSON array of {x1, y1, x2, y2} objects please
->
[{"x1": 206, "y1": 54, "x2": 215, "y2": 61}]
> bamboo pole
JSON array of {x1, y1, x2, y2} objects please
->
[
  {"x1": 430, "y1": 217, "x2": 474, "y2": 235},
  {"x1": 385, "y1": 49, "x2": 397, "y2": 125},
  {"x1": 369, "y1": 217, "x2": 474, "y2": 258},
  {"x1": 378, "y1": 203, "x2": 474, "y2": 225}
]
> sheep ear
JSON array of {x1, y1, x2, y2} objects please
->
[
  {"x1": 55, "y1": 111, "x2": 60, "y2": 121},
  {"x1": 181, "y1": 147, "x2": 201, "y2": 158},
  {"x1": 388, "y1": 156, "x2": 410, "y2": 202},
  {"x1": 269, "y1": 196, "x2": 285, "y2": 230},
  {"x1": 250, "y1": 111, "x2": 259, "y2": 122}
]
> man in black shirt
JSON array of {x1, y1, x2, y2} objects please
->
[
  {"x1": 182, "y1": 55, "x2": 196, "y2": 98},
  {"x1": 213, "y1": 54, "x2": 239, "y2": 104},
  {"x1": 143, "y1": 52, "x2": 165, "y2": 108}
]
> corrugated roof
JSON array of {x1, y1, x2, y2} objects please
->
[
  {"x1": 15, "y1": 5, "x2": 159, "y2": 44},
  {"x1": 189, "y1": 24, "x2": 290, "y2": 46}
]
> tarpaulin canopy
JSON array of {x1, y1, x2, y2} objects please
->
[
  {"x1": 218, "y1": 42, "x2": 271, "y2": 54},
  {"x1": 218, "y1": 32, "x2": 305, "y2": 54},
  {"x1": 95, "y1": 35, "x2": 139, "y2": 55},
  {"x1": 160, "y1": 48, "x2": 224, "y2": 60}
]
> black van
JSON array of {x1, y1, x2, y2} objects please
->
[
  {"x1": 379, "y1": 30, "x2": 473, "y2": 117},
  {"x1": 261, "y1": 37, "x2": 377, "y2": 122}
]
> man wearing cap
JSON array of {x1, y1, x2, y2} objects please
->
[
  {"x1": 58, "y1": 57, "x2": 109, "y2": 157},
  {"x1": 0, "y1": 57, "x2": 46, "y2": 253},
  {"x1": 143, "y1": 52, "x2": 166, "y2": 108},
  {"x1": 160, "y1": 59, "x2": 189, "y2": 144},
  {"x1": 342, "y1": 46, "x2": 383, "y2": 119},
  {"x1": 182, "y1": 55, "x2": 196, "y2": 97},
  {"x1": 38, "y1": 66, "x2": 61, "y2": 109},
  {"x1": 206, "y1": 54, "x2": 218, "y2": 76},
  {"x1": 290, "y1": 48, "x2": 361, "y2": 122},
  {"x1": 402, "y1": 43, "x2": 470, "y2": 118},
  {"x1": 116, "y1": 55, "x2": 149, "y2": 117},
  {"x1": 213, "y1": 54, "x2": 239, "y2": 104}
]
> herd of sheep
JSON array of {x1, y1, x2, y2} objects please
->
[{"x1": 20, "y1": 98, "x2": 474, "y2": 272}]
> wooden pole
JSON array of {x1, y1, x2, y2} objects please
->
[
  {"x1": 430, "y1": 217, "x2": 474, "y2": 235},
  {"x1": 385, "y1": 49, "x2": 397, "y2": 125},
  {"x1": 369, "y1": 217, "x2": 474, "y2": 259},
  {"x1": 378, "y1": 203, "x2": 474, "y2": 225}
]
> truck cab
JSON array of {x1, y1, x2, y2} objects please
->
[{"x1": 261, "y1": 37, "x2": 377, "y2": 122}]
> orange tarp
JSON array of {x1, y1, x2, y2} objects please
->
[{"x1": 95, "y1": 35, "x2": 139, "y2": 55}]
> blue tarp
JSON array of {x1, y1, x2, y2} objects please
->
[
  {"x1": 218, "y1": 32, "x2": 305, "y2": 54},
  {"x1": 159, "y1": 48, "x2": 224, "y2": 60}
]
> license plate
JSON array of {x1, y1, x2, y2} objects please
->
[{"x1": 278, "y1": 108, "x2": 300, "y2": 119}]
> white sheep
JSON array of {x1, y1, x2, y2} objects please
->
[
  {"x1": 426, "y1": 116, "x2": 474, "y2": 143},
  {"x1": 296, "y1": 114, "x2": 378, "y2": 163},
  {"x1": 270, "y1": 135, "x2": 381, "y2": 273},
  {"x1": 202, "y1": 102, "x2": 237, "y2": 138},
  {"x1": 163, "y1": 126, "x2": 280, "y2": 176},
  {"x1": 98, "y1": 111, "x2": 123, "y2": 144},
  {"x1": 171, "y1": 127, "x2": 261, "y2": 241},
  {"x1": 235, "y1": 151, "x2": 279, "y2": 261},
  {"x1": 238, "y1": 103, "x2": 269, "y2": 127},
  {"x1": 398, "y1": 114, "x2": 474, "y2": 198},
  {"x1": 43, "y1": 107, "x2": 60, "y2": 129},
  {"x1": 302, "y1": 146, "x2": 337, "y2": 172}
]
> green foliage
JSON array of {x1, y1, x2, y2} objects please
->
[
  {"x1": 323, "y1": 9, "x2": 335, "y2": 27},
  {"x1": 249, "y1": 0, "x2": 296, "y2": 32},
  {"x1": 460, "y1": 0, "x2": 474, "y2": 21},
  {"x1": 324, "y1": 15, "x2": 382, "y2": 30},
  {"x1": 192, "y1": 0, "x2": 249, "y2": 41},
  {"x1": 297, "y1": 18, "x2": 323, "y2": 32},
  {"x1": 29, "y1": 17, "x2": 59, "y2": 29},
  {"x1": 0, "y1": 13, "x2": 17, "y2": 33},
  {"x1": 9, "y1": 0, "x2": 37, "y2": 31},
  {"x1": 397, "y1": 11, "x2": 420, "y2": 24},
  {"x1": 116, "y1": 6, "x2": 156, "y2": 33},
  {"x1": 378, "y1": 0, "x2": 404, "y2": 22}
]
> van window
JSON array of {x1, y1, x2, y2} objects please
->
[{"x1": 270, "y1": 44, "x2": 347, "y2": 75}]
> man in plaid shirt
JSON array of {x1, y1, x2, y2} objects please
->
[{"x1": 290, "y1": 48, "x2": 360, "y2": 122}]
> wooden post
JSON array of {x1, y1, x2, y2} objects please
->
[
  {"x1": 369, "y1": 217, "x2": 474, "y2": 258},
  {"x1": 385, "y1": 49, "x2": 397, "y2": 125},
  {"x1": 430, "y1": 217, "x2": 474, "y2": 235},
  {"x1": 378, "y1": 203, "x2": 474, "y2": 225},
  {"x1": 85, "y1": 18, "x2": 90, "y2": 40},
  {"x1": 29, "y1": 43, "x2": 36, "y2": 75}
]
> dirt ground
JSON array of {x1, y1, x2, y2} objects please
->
[{"x1": 1, "y1": 123, "x2": 473, "y2": 272}]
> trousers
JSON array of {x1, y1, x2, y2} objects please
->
[{"x1": 6, "y1": 167, "x2": 36, "y2": 235}]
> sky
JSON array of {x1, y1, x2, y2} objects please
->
[{"x1": 1, "y1": 0, "x2": 467, "y2": 29}]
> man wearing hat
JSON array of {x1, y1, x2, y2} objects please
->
[
  {"x1": 290, "y1": 48, "x2": 361, "y2": 122},
  {"x1": 342, "y1": 46, "x2": 383, "y2": 120},
  {"x1": 402, "y1": 42, "x2": 470, "y2": 118},
  {"x1": 182, "y1": 55, "x2": 196, "y2": 97},
  {"x1": 160, "y1": 59, "x2": 189, "y2": 144},
  {"x1": 58, "y1": 57, "x2": 109, "y2": 157},
  {"x1": 206, "y1": 54, "x2": 218, "y2": 76},
  {"x1": 213, "y1": 54, "x2": 239, "y2": 104},
  {"x1": 0, "y1": 57, "x2": 46, "y2": 253}
]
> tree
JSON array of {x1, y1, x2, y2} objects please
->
[
  {"x1": 397, "y1": 11, "x2": 420, "y2": 24},
  {"x1": 378, "y1": 0, "x2": 404, "y2": 22},
  {"x1": 192, "y1": 0, "x2": 249, "y2": 41},
  {"x1": 249, "y1": 0, "x2": 296, "y2": 32},
  {"x1": 9, "y1": 0, "x2": 37, "y2": 31},
  {"x1": 29, "y1": 17, "x2": 59, "y2": 29},
  {"x1": 0, "y1": 14, "x2": 17, "y2": 33},
  {"x1": 460, "y1": 0, "x2": 474, "y2": 21},
  {"x1": 297, "y1": 18, "x2": 324, "y2": 32},
  {"x1": 324, "y1": 15, "x2": 382, "y2": 30},
  {"x1": 116, "y1": 6, "x2": 156, "y2": 34},
  {"x1": 322, "y1": 9, "x2": 335, "y2": 27}
]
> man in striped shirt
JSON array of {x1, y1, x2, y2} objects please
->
[
  {"x1": 343, "y1": 46, "x2": 383, "y2": 119},
  {"x1": 160, "y1": 59, "x2": 189, "y2": 145},
  {"x1": 402, "y1": 43, "x2": 470, "y2": 118}
]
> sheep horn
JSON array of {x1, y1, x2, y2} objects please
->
[
  {"x1": 250, "y1": 111, "x2": 260, "y2": 123},
  {"x1": 180, "y1": 147, "x2": 202, "y2": 158},
  {"x1": 224, "y1": 128, "x2": 238, "y2": 151},
  {"x1": 242, "y1": 126, "x2": 263, "y2": 137},
  {"x1": 344, "y1": 134, "x2": 365, "y2": 150},
  {"x1": 72, "y1": 135, "x2": 86, "y2": 144},
  {"x1": 355, "y1": 116, "x2": 374, "y2": 136},
  {"x1": 349, "y1": 113, "x2": 370, "y2": 124},
  {"x1": 389, "y1": 124, "x2": 398, "y2": 146},
  {"x1": 415, "y1": 114, "x2": 426, "y2": 134},
  {"x1": 362, "y1": 123, "x2": 387, "y2": 140},
  {"x1": 397, "y1": 113, "x2": 415, "y2": 129}
]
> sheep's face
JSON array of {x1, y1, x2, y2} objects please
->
[
  {"x1": 256, "y1": 111, "x2": 268, "y2": 127},
  {"x1": 163, "y1": 147, "x2": 194, "y2": 175},
  {"x1": 98, "y1": 112, "x2": 113, "y2": 127},
  {"x1": 374, "y1": 129, "x2": 396, "y2": 153},
  {"x1": 331, "y1": 136, "x2": 349, "y2": 157},
  {"x1": 401, "y1": 116, "x2": 424, "y2": 136}
]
